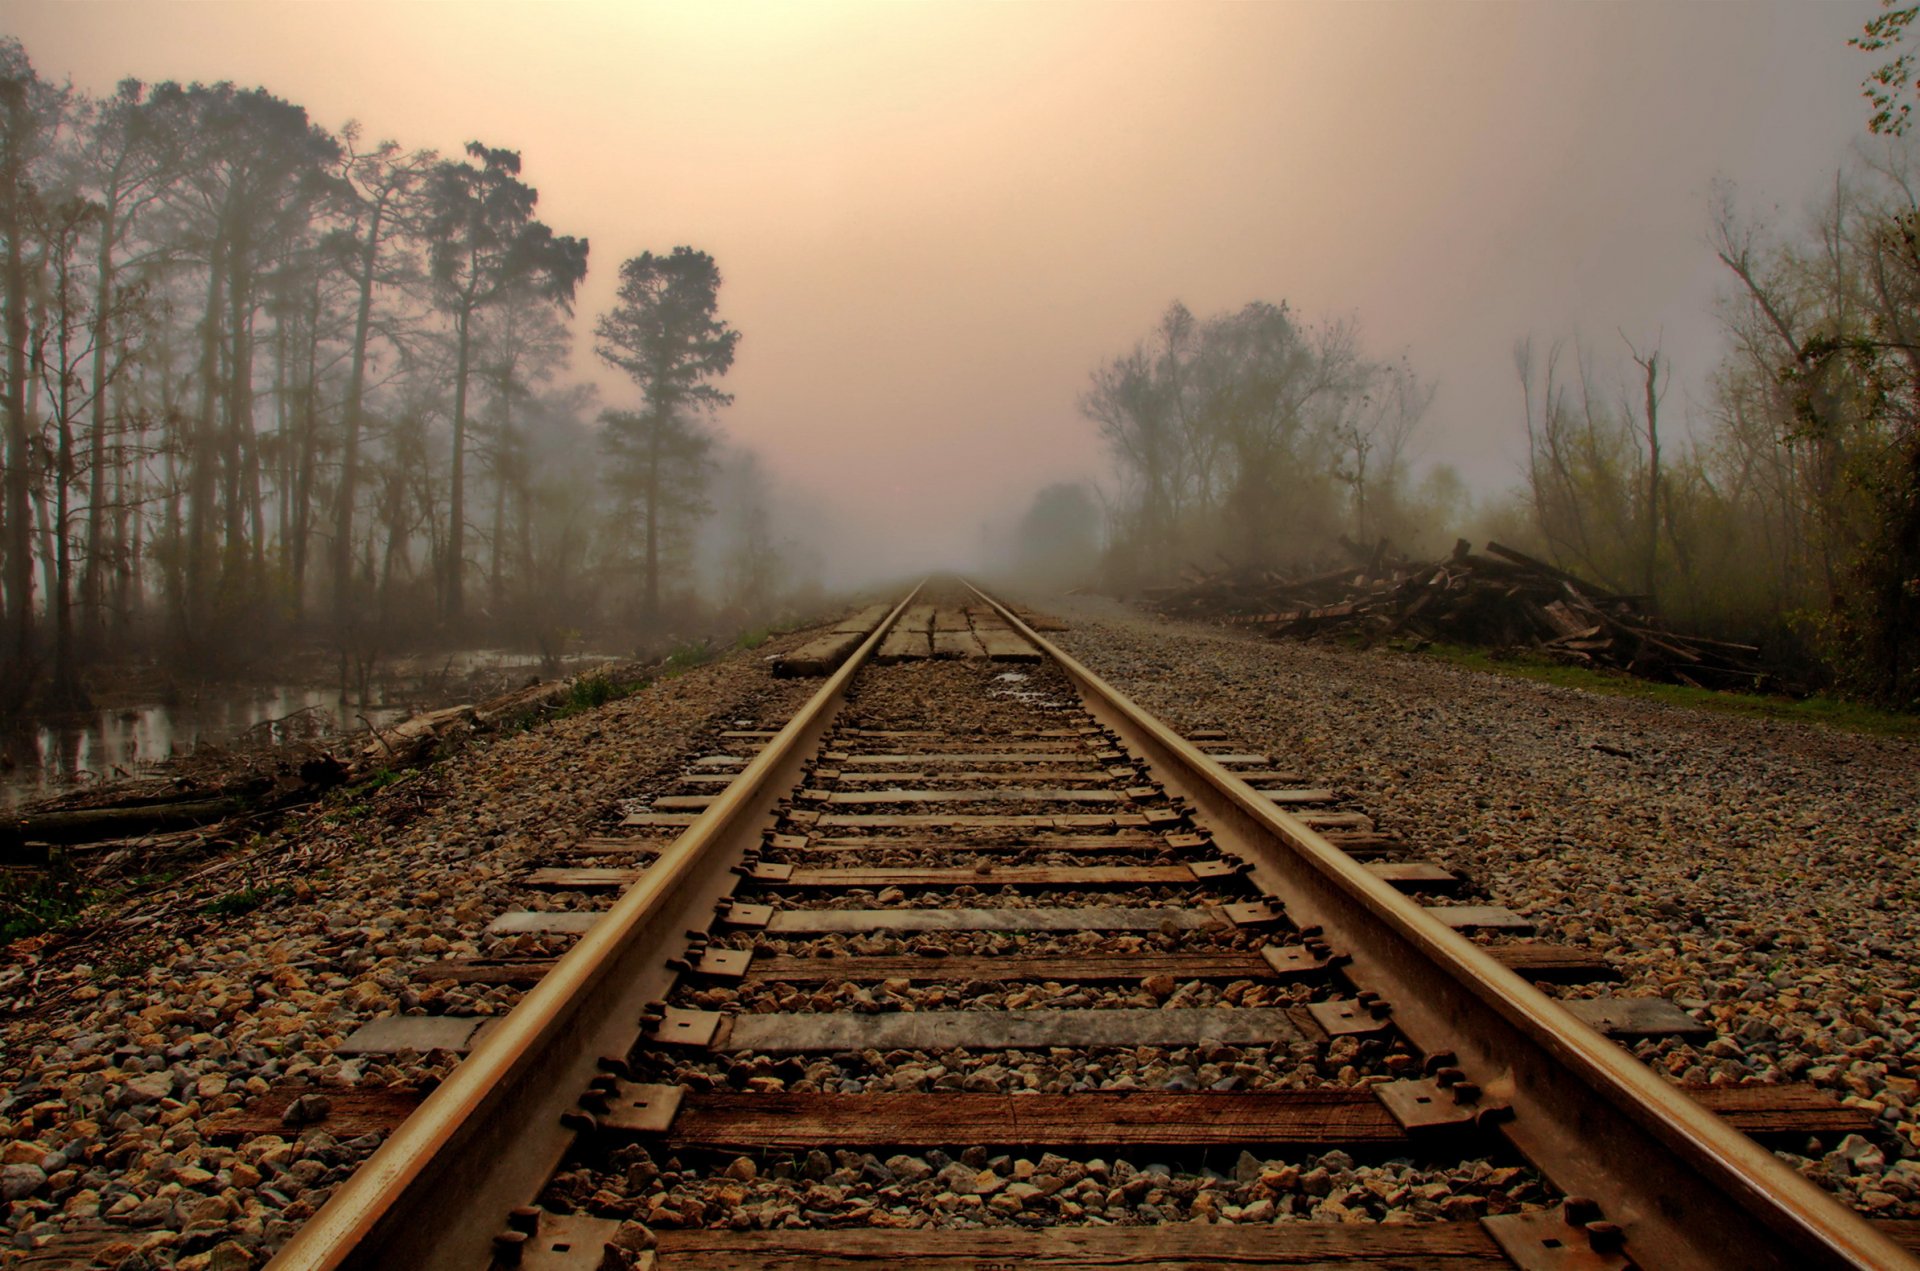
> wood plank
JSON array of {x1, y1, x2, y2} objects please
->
[
  {"x1": 1483, "y1": 943, "x2": 1620, "y2": 982},
  {"x1": 195, "y1": 1080, "x2": 1881, "y2": 1151},
  {"x1": 336, "y1": 1015, "x2": 498, "y2": 1055},
  {"x1": 834, "y1": 770, "x2": 1116, "y2": 784},
  {"x1": 840, "y1": 752, "x2": 1095, "y2": 764},
  {"x1": 205, "y1": 1085, "x2": 425, "y2": 1141},
  {"x1": 1203, "y1": 753, "x2": 1272, "y2": 765},
  {"x1": 772, "y1": 631, "x2": 863, "y2": 678},
  {"x1": 744, "y1": 951, "x2": 1289, "y2": 985},
  {"x1": 930, "y1": 629, "x2": 988, "y2": 659},
  {"x1": 1425, "y1": 905, "x2": 1533, "y2": 933},
  {"x1": 415, "y1": 957, "x2": 557, "y2": 985},
  {"x1": 831, "y1": 603, "x2": 892, "y2": 634},
  {"x1": 875, "y1": 626, "x2": 931, "y2": 663},
  {"x1": 720, "y1": 1006, "x2": 1305, "y2": 1053},
  {"x1": 525, "y1": 867, "x2": 634, "y2": 888},
  {"x1": 759, "y1": 906, "x2": 1224, "y2": 934},
  {"x1": 1364, "y1": 862, "x2": 1462, "y2": 893},
  {"x1": 774, "y1": 865, "x2": 1202, "y2": 887},
  {"x1": 488, "y1": 910, "x2": 599, "y2": 935},
  {"x1": 1563, "y1": 996, "x2": 1710, "y2": 1039},
  {"x1": 975, "y1": 629, "x2": 1041, "y2": 662},
  {"x1": 647, "y1": 1223, "x2": 1513, "y2": 1269},
  {"x1": 652, "y1": 794, "x2": 716, "y2": 810},
  {"x1": 932, "y1": 607, "x2": 972, "y2": 631},
  {"x1": 812, "y1": 788, "x2": 1126, "y2": 805},
  {"x1": 783, "y1": 835, "x2": 1172, "y2": 855},
  {"x1": 1257, "y1": 788, "x2": 1338, "y2": 805},
  {"x1": 622, "y1": 812, "x2": 699, "y2": 827},
  {"x1": 665, "y1": 1090, "x2": 1408, "y2": 1151},
  {"x1": 810, "y1": 814, "x2": 1151, "y2": 829}
]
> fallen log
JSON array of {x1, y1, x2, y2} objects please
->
[{"x1": 2, "y1": 796, "x2": 250, "y2": 849}]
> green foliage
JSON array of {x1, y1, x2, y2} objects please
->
[
  {"x1": 199, "y1": 883, "x2": 291, "y2": 917},
  {"x1": 1855, "y1": 3, "x2": 1920, "y2": 135},
  {"x1": 0, "y1": 862, "x2": 98, "y2": 943},
  {"x1": 1419, "y1": 642, "x2": 1920, "y2": 737},
  {"x1": 662, "y1": 642, "x2": 714, "y2": 676}
]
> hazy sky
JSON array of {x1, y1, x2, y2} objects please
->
[{"x1": 0, "y1": 2, "x2": 1888, "y2": 578}]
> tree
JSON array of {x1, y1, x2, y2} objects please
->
[
  {"x1": 423, "y1": 142, "x2": 586, "y2": 622},
  {"x1": 0, "y1": 38, "x2": 68, "y2": 710},
  {"x1": 593, "y1": 247, "x2": 739, "y2": 629},
  {"x1": 326, "y1": 128, "x2": 434, "y2": 630}
]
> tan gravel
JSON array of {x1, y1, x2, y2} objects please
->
[
  {"x1": 0, "y1": 630, "x2": 823, "y2": 1268},
  {"x1": 1038, "y1": 591, "x2": 1920, "y2": 1218}
]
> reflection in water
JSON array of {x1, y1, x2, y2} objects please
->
[
  {"x1": 2, "y1": 688, "x2": 410, "y2": 809},
  {"x1": 0, "y1": 648, "x2": 625, "y2": 809}
]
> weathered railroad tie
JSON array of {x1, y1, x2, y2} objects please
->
[{"x1": 253, "y1": 582, "x2": 1915, "y2": 1271}]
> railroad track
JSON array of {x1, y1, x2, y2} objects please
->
[{"x1": 239, "y1": 581, "x2": 1916, "y2": 1270}]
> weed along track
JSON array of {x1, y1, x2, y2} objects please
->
[{"x1": 204, "y1": 583, "x2": 1916, "y2": 1269}]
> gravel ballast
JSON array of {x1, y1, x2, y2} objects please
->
[
  {"x1": 0, "y1": 634, "x2": 822, "y2": 1268},
  {"x1": 1041, "y1": 593, "x2": 1920, "y2": 1219}
]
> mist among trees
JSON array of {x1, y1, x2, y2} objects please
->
[{"x1": 0, "y1": 37, "x2": 815, "y2": 721}]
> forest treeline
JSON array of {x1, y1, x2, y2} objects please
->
[
  {"x1": 1081, "y1": 148, "x2": 1920, "y2": 707},
  {"x1": 0, "y1": 38, "x2": 800, "y2": 719}
]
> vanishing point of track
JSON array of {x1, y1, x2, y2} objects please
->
[{"x1": 260, "y1": 581, "x2": 1915, "y2": 1271}]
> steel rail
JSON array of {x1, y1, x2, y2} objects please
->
[
  {"x1": 269, "y1": 584, "x2": 923, "y2": 1271},
  {"x1": 971, "y1": 582, "x2": 1912, "y2": 1271}
]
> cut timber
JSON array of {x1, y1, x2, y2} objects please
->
[
  {"x1": 1365, "y1": 862, "x2": 1463, "y2": 893},
  {"x1": 763, "y1": 865, "x2": 1205, "y2": 888},
  {"x1": 336, "y1": 1016, "x2": 499, "y2": 1055},
  {"x1": 783, "y1": 834, "x2": 1171, "y2": 855},
  {"x1": 811, "y1": 788, "x2": 1125, "y2": 804},
  {"x1": 720, "y1": 1006, "x2": 1304, "y2": 1053},
  {"x1": 772, "y1": 631, "x2": 863, "y2": 678},
  {"x1": 1424, "y1": 904, "x2": 1534, "y2": 933},
  {"x1": 975, "y1": 629, "x2": 1041, "y2": 662},
  {"x1": 204, "y1": 1085, "x2": 429, "y2": 1142},
  {"x1": 665, "y1": 1090, "x2": 1412, "y2": 1151},
  {"x1": 834, "y1": 770, "x2": 1114, "y2": 784},
  {"x1": 875, "y1": 604, "x2": 935, "y2": 663},
  {"x1": 831, "y1": 603, "x2": 892, "y2": 634},
  {"x1": 525, "y1": 867, "x2": 634, "y2": 888},
  {"x1": 743, "y1": 950, "x2": 1296, "y2": 985},
  {"x1": 931, "y1": 607, "x2": 972, "y2": 631},
  {"x1": 487, "y1": 911, "x2": 599, "y2": 935},
  {"x1": 758, "y1": 906, "x2": 1224, "y2": 934},
  {"x1": 841, "y1": 752, "x2": 1093, "y2": 764},
  {"x1": 648, "y1": 1224, "x2": 1510, "y2": 1269},
  {"x1": 1483, "y1": 943, "x2": 1620, "y2": 982},
  {"x1": 809, "y1": 814, "x2": 1150, "y2": 829},
  {"x1": 1563, "y1": 996, "x2": 1710, "y2": 1039},
  {"x1": 415, "y1": 957, "x2": 557, "y2": 985},
  {"x1": 196, "y1": 1080, "x2": 1876, "y2": 1149},
  {"x1": 1257, "y1": 787, "x2": 1337, "y2": 805},
  {"x1": 930, "y1": 629, "x2": 987, "y2": 659}
]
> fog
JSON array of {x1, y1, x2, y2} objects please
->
[{"x1": 2, "y1": 0, "x2": 1878, "y2": 588}]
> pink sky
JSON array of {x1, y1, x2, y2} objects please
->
[{"x1": 0, "y1": 2, "x2": 1884, "y2": 580}]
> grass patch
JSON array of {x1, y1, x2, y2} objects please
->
[
  {"x1": 552, "y1": 672, "x2": 645, "y2": 720},
  {"x1": 1417, "y1": 642, "x2": 1920, "y2": 737},
  {"x1": 0, "y1": 862, "x2": 99, "y2": 943},
  {"x1": 199, "y1": 883, "x2": 291, "y2": 918},
  {"x1": 661, "y1": 642, "x2": 715, "y2": 677}
]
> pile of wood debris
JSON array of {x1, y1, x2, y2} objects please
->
[{"x1": 1148, "y1": 539, "x2": 1766, "y2": 690}]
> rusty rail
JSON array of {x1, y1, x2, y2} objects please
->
[
  {"x1": 970, "y1": 582, "x2": 1912, "y2": 1271},
  {"x1": 267, "y1": 586, "x2": 922, "y2": 1271}
]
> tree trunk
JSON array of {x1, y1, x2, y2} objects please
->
[
  {"x1": 81, "y1": 203, "x2": 116, "y2": 646},
  {"x1": 333, "y1": 203, "x2": 382, "y2": 629},
  {"x1": 446, "y1": 305, "x2": 471, "y2": 621},
  {"x1": 1, "y1": 112, "x2": 33, "y2": 708},
  {"x1": 186, "y1": 235, "x2": 225, "y2": 644},
  {"x1": 643, "y1": 411, "x2": 661, "y2": 630}
]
